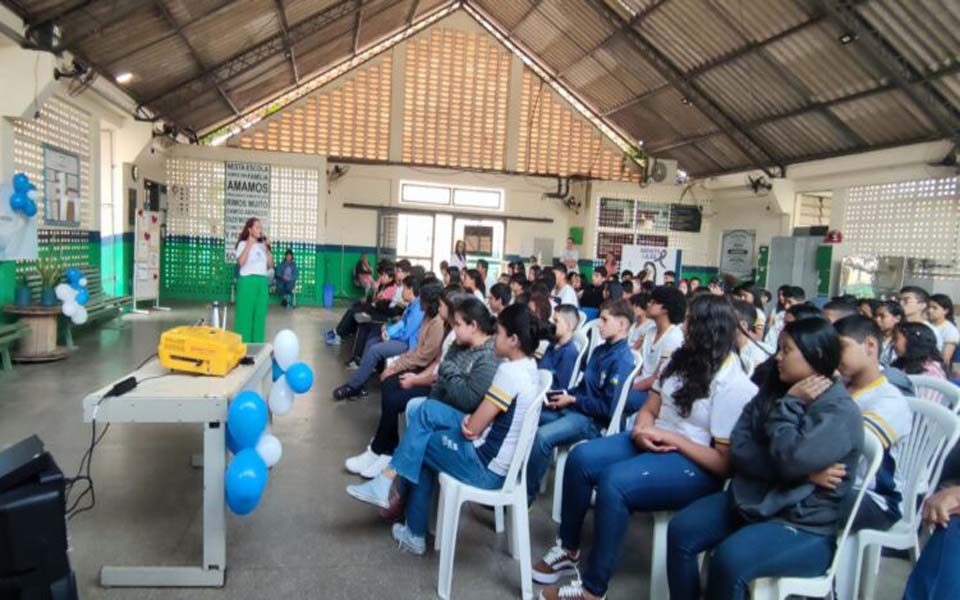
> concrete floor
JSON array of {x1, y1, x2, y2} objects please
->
[{"x1": 0, "y1": 303, "x2": 912, "y2": 599}]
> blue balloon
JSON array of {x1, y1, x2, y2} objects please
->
[
  {"x1": 226, "y1": 426, "x2": 241, "y2": 454},
  {"x1": 12, "y1": 173, "x2": 30, "y2": 193},
  {"x1": 285, "y1": 362, "x2": 314, "y2": 394},
  {"x1": 22, "y1": 199, "x2": 36, "y2": 217},
  {"x1": 225, "y1": 449, "x2": 268, "y2": 515},
  {"x1": 271, "y1": 359, "x2": 284, "y2": 382},
  {"x1": 226, "y1": 391, "x2": 268, "y2": 450},
  {"x1": 9, "y1": 192, "x2": 26, "y2": 211},
  {"x1": 75, "y1": 288, "x2": 89, "y2": 305},
  {"x1": 65, "y1": 268, "x2": 83, "y2": 284}
]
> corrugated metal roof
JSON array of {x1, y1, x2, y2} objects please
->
[
  {"x1": 829, "y1": 89, "x2": 937, "y2": 146},
  {"x1": 5, "y1": 0, "x2": 957, "y2": 177},
  {"x1": 639, "y1": 0, "x2": 746, "y2": 72},
  {"x1": 695, "y1": 52, "x2": 808, "y2": 122},
  {"x1": 857, "y1": 0, "x2": 960, "y2": 74},
  {"x1": 753, "y1": 112, "x2": 856, "y2": 160}
]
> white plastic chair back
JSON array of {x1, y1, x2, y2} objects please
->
[
  {"x1": 898, "y1": 397, "x2": 960, "y2": 520},
  {"x1": 750, "y1": 429, "x2": 883, "y2": 600},
  {"x1": 577, "y1": 310, "x2": 588, "y2": 330},
  {"x1": 607, "y1": 361, "x2": 644, "y2": 436},
  {"x1": 568, "y1": 330, "x2": 590, "y2": 389},
  {"x1": 908, "y1": 375, "x2": 960, "y2": 413},
  {"x1": 584, "y1": 319, "x2": 603, "y2": 364},
  {"x1": 500, "y1": 370, "x2": 553, "y2": 495}
]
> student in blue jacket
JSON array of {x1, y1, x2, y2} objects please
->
[
  {"x1": 333, "y1": 275, "x2": 425, "y2": 400},
  {"x1": 539, "y1": 304, "x2": 582, "y2": 390},
  {"x1": 526, "y1": 299, "x2": 636, "y2": 504}
]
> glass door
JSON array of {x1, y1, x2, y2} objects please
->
[
  {"x1": 397, "y1": 213, "x2": 435, "y2": 271},
  {"x1": 453, "y1": 217, "x2": 505, "y2": 279}
]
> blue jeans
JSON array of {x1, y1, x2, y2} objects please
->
[
  {"x1": 391, "y1": 399, "x2": 503, "y2": 537},
  {"x1": 667, "y1": 490, "x2": 835, "y2": 600},
  {"x1": 348, "y1": 339, "x2": 408, "y2": 389},
  {"x1": 526, "y1": 409, "x2": 602, "y2": 502},
  {"x1": 904, "y1": 516, "x2": 960, "y2": 600},
  {"x1": 405, "y1": 396, "x2": 428, "y2": 426},
  {"x1": 560, "y1": 433, "x2": 721, "y2": 597}
]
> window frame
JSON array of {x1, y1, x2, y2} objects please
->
[{"x1": 399, "y1": 181, "x2": 504, "y2": 212}]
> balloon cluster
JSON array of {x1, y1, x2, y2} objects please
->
[
  {"x1": 223, "y1": 329, "x2": 313, "y2": 516},
  {"x1": 268, "y1": 329, "x2": 314, "y2": 416},
  {"x1": 56, "y1": 268, "x2": 89, "y2": 325},
  {"x1": 9, "y1": 173, "x2": 38, "y2": 217}
]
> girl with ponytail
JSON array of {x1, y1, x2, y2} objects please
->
[{"x1": 346, "y1": 304, "x2": 552, "y2": 556}]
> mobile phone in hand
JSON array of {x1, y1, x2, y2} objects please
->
[{"x1": 545, "y1": 390, "x2": 564, "y2": 404}]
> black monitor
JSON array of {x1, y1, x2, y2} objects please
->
[{"x1": 0, "y1": 435, "x2": 77, "y2": 600}]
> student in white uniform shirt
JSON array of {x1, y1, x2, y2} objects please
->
[
  {"x1": 628, "y1": 286, "x2": 686, "y2": 411},
  {"x1": 552, "y1": 265, "x2": 579, "y2": 308},
  {"x1": 764, "y1": 285, "x2": 806, "y2": 348},
  {"x1": 874, "y1": 300, "x2": 904, "y2": 367},
  {"x1": 899, "y1": 286, "x2": 943, "y2": 351},
  {"x1": 628, "y1": 293, "x2": 656, "y2": 358},
  {"x1": 929, "y1": 294, "x2": 959, "y2": 368},
  {"x1": 732, "y1": 299, "x2": 774, "y2": 378}
]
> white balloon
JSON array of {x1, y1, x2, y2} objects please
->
[
  {"x1": 61, "y1": 300, "x2": 78, "y2": 317},
  {"x1": 272, "y1": 329, "x2": 300, "y2": 370},
  {"x1": 72, "y1": 306, "x2": 88, "y2": 325},
  {"x1": 78, "y1": 277, "x2": 88, "y2": 287},
  {"x1": 255, "y1": 433, "x2": 283, "y2": 467},
  {"x1": 268, "y1": 377, "x2": 294, "y2": 416},
  {"x1": 55, "y1": 283, "x2": 73, "y2": 301}
]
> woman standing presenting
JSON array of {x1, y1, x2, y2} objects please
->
[{"x1": 235, "y1": 217, "x2": 274, "y2": 343}]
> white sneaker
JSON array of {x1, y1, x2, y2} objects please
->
[
  {"x1": 345, "y1": 447, "x2": 380, "y2": 475},
  {"x1": 346, "y1": 474, "x2": 392, "y2": 509},
  {"x1": 360, "y1": 453, "x2": 393, "y2": 479}
]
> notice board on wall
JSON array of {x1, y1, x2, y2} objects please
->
[
  {"x1": 134, "y1": 209, "x2": 162, "y2": 302},
  {"x1": 224, "y1": 162, "x2": 271, "y2": 262}
]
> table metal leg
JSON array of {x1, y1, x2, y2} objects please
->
[
  {"x1": 99, "y1": 422, "x2": 226, "y2": 588},
  {"x1": 203, "y1": 421, "x2": 226, "y2": 581}
]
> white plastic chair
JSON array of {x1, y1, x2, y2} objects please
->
[
  {"x1": 433, "y1": 370, "x2": 552, "y2": 600},
  {"x1": 845, "y1": 397, "x2": 960, "y2": 600},
  {"x1": 749, "y1": 429, "x2": 884, "y2": 600},
  {"x1": 908, "y1": 375, "x2": 960, "y2": 413},
  {"x1": 551, "y1": 361, "x2": 643, "y2": 523},
  {"x1": 584, "y1": 319, "x2": 603, "y2": 365},
  {"x1": 577, "y1": 310, "x2": 588, "y2": 331},
  {"x1": 567, "y1": 329, "x2": 589, "y2": 389}
]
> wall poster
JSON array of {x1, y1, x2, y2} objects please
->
[
  {"x1": 42, "y1": 144, "x2": 81, "y2": 227},
  {"x1": 224, "y1": 161, "x2": 271, "y2": 262}
]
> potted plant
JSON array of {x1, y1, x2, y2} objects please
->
[
  {"x1": 35, "y1": 257, "x2": 64, "y2": 307},
  {"x1": 14, "y1": 273, "x2": 31, "y2": 307}
]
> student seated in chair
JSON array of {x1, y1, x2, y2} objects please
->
[
  {"x1": 535, "y1": 295, "x2": 756, "y2": 600},
  {"x1": 834, "y1": 315, "x2": 913, "y2": 531},
  {"x1": 667, "y1": 318, "x2": 864, "y2": 600},
  {"x1": 524, "y1": 299, "x2": 636, "y2": 505},
  {"x1": 629, "y1": 286, "x2": 687, "y2": 410},
  {"x1": 345, "y1": 304, "x2": 551, "y2": 555},
  {"x1": 539, "y1": 304, "x2": 581, "y2": 391},
  {"x1": 275, "y1": 249, "x2": 298, "y2": 308},
  {"x1": 332, "y1": 275, "x2": 424, "y2": 400}
]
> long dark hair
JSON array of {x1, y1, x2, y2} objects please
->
[
  {"x1": 527, "y1": 292, "x2": 552, "y2": 322},
  {"x1": 756, "y1": 318, "x2": 839, "y2": 414},
  {"x1": 659, "y1": 295, "x2": 737, "y2": 418},
  {"x1": 931, "y1": 294, "x2": 955, "y2": 324},
  {"x1": 466, "y1": 268, "x2": 486, "y2": 295},
  {"x1": 419, "y1": 281, "x2": 444, "y2": 319},
  {"x1": 454, "y1": 295, "x2": 496, "y2": 335},
  {"x1": 497, "y1": 303, "x2": 555, "y2": 356},
  {"x1": 236, "y1": 217, "x2": 259, "y2": 248},
  {"x1": 454, "y1": 240, "x2": 466, "y2": 261},
  {"x1": 893, "y1": 322, "x2": 942, "y2": 374}
]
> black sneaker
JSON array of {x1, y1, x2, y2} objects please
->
[
  {"x1": 281, "y1": 298, "x2": 288, "y2": 307},
  {"x1": 333, "y1": 384, "x2": 362, "y2": 401}
]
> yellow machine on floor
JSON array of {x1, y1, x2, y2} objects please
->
[{"x1": 158, "y1": 326, "x2": 247, "y2": 376}]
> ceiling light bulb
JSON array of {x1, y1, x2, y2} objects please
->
[{"x1": 115, "y1": 72, "x2": 133, "y2": 84}]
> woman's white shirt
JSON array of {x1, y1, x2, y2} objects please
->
[{"x1": 236, "y1": 240, "x2": 269, "y2": 276}]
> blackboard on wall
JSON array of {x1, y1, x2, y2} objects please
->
[{"x1": 669, "y1": 204, "x2": 702, "y2": 232}]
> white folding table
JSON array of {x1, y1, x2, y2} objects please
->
[{"x1": 82, "y1": 343, "x2": 273, "y2": 588}]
